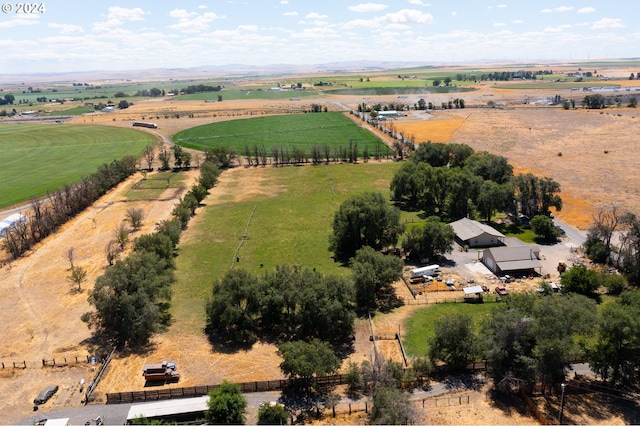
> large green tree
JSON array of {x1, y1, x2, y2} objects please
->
[
  {"x1": 278, "y1": 339, "x2": 341, "y2": 386},
  {"x1": 588, "y1": 291, "x2": 640, "y2": 385},
  {"x1": 513, "y1": 173, "x2": 562, "y2": 218},
  {"x1": 350, "y1": 246, "x2": 403, "y2": 310},
  {"x1": 429, "y1": 311, "x2": 479, "y2": 369},
  {"x1": 329, "y1": 192, "x2": 403, "y2": 260},
  {"x1": 369, "y1": 385, "x2": 417, "y2": 425},
  {"x1": 206, "y1": 380, "x2": 247, "y2": 425},
  {"x1": 83, "y1": 251, "x2": 174, "y2": 348},
  {"x1": 402, "y1": 216, "x2": 454, "y2": 262},
  {"x1": 560, "y1": 264, "x2": 600, "y2": 301},
  {"x1": 530, "y1": 214, "x2": 560, "y2": 243}
]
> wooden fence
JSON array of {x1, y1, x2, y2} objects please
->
[
  {"x1": 106, "y1": 374, "x2": 347, "y2": 404},
  {"x1": 520, "y1": 387, "x2": 553, "y2": 425},
  {"x1": 1, "y1": 353, "x2": 101, "y2": 369}
]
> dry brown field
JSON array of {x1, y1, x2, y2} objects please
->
[{"x1": 2, "y1": 66, "x2": 640, "y2": 424}]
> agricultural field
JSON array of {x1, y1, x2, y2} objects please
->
[
  {"x1": 177, "y1": 88, "x2": 320, "y2": 101},
  {"x1": 0, "y1": 124, "x2": 156, "y2": 208},
  {"x1": 172, "y1": 111, "x2": 394, "y2": 156},
  {"x1": 170, "y1": 162, "x2": 408, "y2": 331}
]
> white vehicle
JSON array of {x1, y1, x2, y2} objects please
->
[{"x1": 409, "y1": 265, "x2": 440, "y2": 279}]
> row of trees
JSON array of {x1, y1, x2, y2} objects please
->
[
  {"x1": 428, "y1": 287, "x2": 640, "y2": 391},
  {"x1": 390, "y1": 143, "x2": 562, "y2": 223},
  {"x1": 205, "y1": 265, "x2": 356, "y2": 345},
  {"x1": 2, "y1": 156, "x2": 139, "y2": 259},
  {"x1": 82, "y1": 161, "x2": 219, "y2": 349}
]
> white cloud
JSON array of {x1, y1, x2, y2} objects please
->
[
  {"x1": 541, "y1": 6, "x2": 574, "y2": 13},
  {"x1": 577, "y1": 7, "x2": 596, "y2": 14},
  {"x1": 169, "y1": 11, "x2": 223, "y2": 33},
  {"x1": 493, "y1": 22, "x2": 506, "y2": 27},
  {"x1": 497, "y1": 4, "x2": 508, "y2": 8},
  {"x1": 512, "y1": 19, "x2": 523, "y2": 24},
  {"x1": 106, "y1": 6, "x2": 147, "y2": 22},
  {"x1": 49, "y1": 23, "x2": 84, "y2": 34},
  {"x1": 379, "y1": 9, "x2": 433, "y2": 24},
  {"x1": 348, "y1": 3, "x2": 388, "y2": 12},
  {"x1": 281, "y1": 0, "x2": 289, "y2": 3},
  {"x1": 169, "y1": 9, "x2": 197, "y2": 19},
  {"x1": 591, "y1": 18, "x2": 625, "y2": 30},
  {"x1": 305, "y1": 12, "x2": 328, "y2": 19},
  {"x1": 451, "y1": 11, "x2": 458, "y2": 16},
  {"x1": 343, "y1": 18, "x2": 381, "y2": 29},
  {"x1": 283, "y1": 11, "x2": 298, "y2": 16},
  {"x1": 198, "y1": 5, "x2": 207, "y2": 9},
  {"x1": 0, "y1": 15, "x2": 39, "y2": 28},
  {"x1": 407, "y1": 0, "x2": 430, "y2": 5}
]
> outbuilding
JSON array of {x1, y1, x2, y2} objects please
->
[
  {"x1": 0, "y1": 213, "x2": 27, "y2": 236},
  {"x1": 481, "y1": 245, "x2": 542, "y2": 276},
  {"x1": 450, "y1": 218, "x2": 505, "y2": 248}
]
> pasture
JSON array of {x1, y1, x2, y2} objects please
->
[
  {"x1": 0, "y1": 124, "x2": 155, "y2": 208},
  {"x1": 177, "y1": 88, "x2": 319, "y2": 101},
  {"x1": 170, "y1": 162, "x2": 413, "y2": 332},
  {"x1": 172, "y1": 111, "x2": 393, "y2": 156},
  {"x1": 402, "y1": 302, "x2": 496, "y2": 357}
]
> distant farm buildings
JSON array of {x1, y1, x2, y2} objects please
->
[{"x1": 0, "y1": 213, "x2": 27, "y2": 237}]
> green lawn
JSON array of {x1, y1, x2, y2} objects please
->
[
  {"x1": 170, "y1": 162, "x2": 403, "y2": 333},
  {"x1": 124, "y1": 171, "x2": 187, "y2": 201},
  {"x1": 0, "y1": 124, "x2": 156, "y2": 208},
  {"x1": 172, "y1": 112, "x2": 393, "y2": 156},
  {"x1": 402, "y1": 302, "x2": 497, "y2": 357}
]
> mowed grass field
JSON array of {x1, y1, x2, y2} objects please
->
[
  {"x1": 402, "y1": 302, "x2": 496, "y2": 357},
  {"x1": 170, "y1": 162, "x2": 416, "y2": 333},
  {"x1": 172, "y1": 112, "x2": 393, "y2": 156},
  {"x1": 0, "y1": 124, "x2": 156, "y2": 208}
]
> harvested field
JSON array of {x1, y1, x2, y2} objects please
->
[{"x1": 394, "y1": 106, "x2": 640, "y2": 229}]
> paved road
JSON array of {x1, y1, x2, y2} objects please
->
[
  {"x1": 554, "y1": 217, "x2": 587, "y2": 247},
  {"x1": 15, "y1": 377, "x2": 462, "y2": 425}
]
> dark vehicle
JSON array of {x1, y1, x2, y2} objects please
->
[
  {"x1": 494, "y1": 286, "x2": 508, "y2": 296},
  {"x1": 33, "y1": 385, "x2": 58, "y2": 409}
]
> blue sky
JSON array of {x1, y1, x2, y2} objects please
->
[{"x1": 1, "y1": 1, "x2": 638, "y2": 74}]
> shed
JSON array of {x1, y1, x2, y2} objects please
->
[
  {"x1": 127, "y1": 396, "x2": 208, "y2": 423},
  {"x1": 481, "y1": 245, "x2": 542, "y2": 276},
  {"x1": 463, "y1": 285, "x2": 484, "y2": 295},
  {"x1": 450, "y1": 218, "x2": 505, "y2": 248}
]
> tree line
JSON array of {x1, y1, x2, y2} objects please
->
[
  {"x1": 390, "y1": 142, "x2": 562, "y2": 223},
  {"x1": 2, "y1": 155, "x2": 139, "y2": 259},
  {"x1": 82, "y1": 160, "x2": 220, "y2": 349}
]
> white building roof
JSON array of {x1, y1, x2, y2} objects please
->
[
  {"x1": 0, "y1": 213, "x2": 27, "y2": 233},
  {"x1": 450, "y1": 218, "x2": 504, "y2": 242},
  {"x1": 463, "y1": 285, "x2": 484, "y2": 295},
  {"x1": 127, "y1": 396, "x2": 209, "y2": 421}
]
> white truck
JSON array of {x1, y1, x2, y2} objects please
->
[{"x1": 409, "y1": 265, "x2": 440, "y2": 283}]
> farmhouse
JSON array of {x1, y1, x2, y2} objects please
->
[
  {"x1": 450, "y1": 218, "x2": 505, "y2": 248},
  {"x1": 481, "y1": 245, "x2": 542, "y2": 276}
]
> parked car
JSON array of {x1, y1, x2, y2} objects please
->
[
  {"x1": 494, "y1": 286, "x2": 508, "y2": 296},
  {"x1": 33, "y1": 385, "x2": 58, "y2": 409}
]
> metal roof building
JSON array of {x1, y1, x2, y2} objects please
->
[
  {"x1": 481, "y1": 245, "x2": 542, "y2": 275},
  {"x1": 126, "y1": 396, "x2": 208, "y2": 423},
  {"x1": 450, "y1": 218, "x2": 505, "y2": 248}
]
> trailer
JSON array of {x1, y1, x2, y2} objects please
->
[{"x1": 409, "y1": 265, "x2": 440, "y2": 279}]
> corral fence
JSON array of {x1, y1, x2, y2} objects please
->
[
  {"x1": 106, "y1": 374, "x2": 349, "y2": 404},
  {"x1": 1, "y1": 353, "x2": 106, "y2": 370},
  {"x1": 520, "y1": 387, "x2": 553, "y2": 425}
]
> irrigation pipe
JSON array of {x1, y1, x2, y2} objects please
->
[{"x1": 230, "y1": 204, "x2": 257, "y2": 269}]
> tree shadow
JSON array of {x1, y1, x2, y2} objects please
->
[
  {"x1": 486, "y1": 389, "x2": 532, "y2": 419},
  {"x1": 441, "y1": 373, "x2": 486, "y2": 392},
  {"x1": 205, "y1": 331, "x2": 255, "y2": 354}
]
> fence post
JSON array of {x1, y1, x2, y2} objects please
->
[
  {"x1": 365, "y1": 401, "x2": 368, "y2": 413},
  {"x1": 42, "y1": 359, "x2": 45, "y2": 366},
  {"x1": 349, "y1": 404, "x2": 351, "y2": 415}
]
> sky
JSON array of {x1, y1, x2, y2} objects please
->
[{"x1": 0, "y1": 1, "x2": 638, "y2": 74}]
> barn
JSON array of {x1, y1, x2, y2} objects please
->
[
  {"x1": 481, "y1": 245, "x2": 542, "y2": 276},
  {"x1": 450, "y1": 218, "x2": 505, "y2": 248}
]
